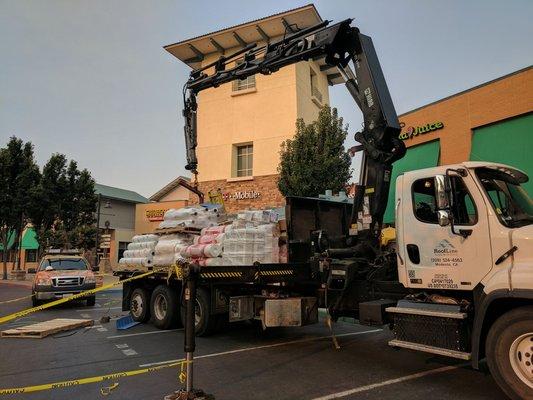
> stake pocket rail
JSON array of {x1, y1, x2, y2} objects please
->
[{"x1": 0, "y1": 270, "x2": 158, "y2": 325}]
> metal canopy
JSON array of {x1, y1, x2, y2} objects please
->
[{"x1": 163, "y1": 4, "x2": 343, "y2": 85}]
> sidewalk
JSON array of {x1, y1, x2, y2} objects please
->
[{"x1": 0, "y1": 274, "x2": 33, "y2": 288}]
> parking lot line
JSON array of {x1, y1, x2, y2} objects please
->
[
  {"x1": 107, "y1": 329, "x2": 183, "y2": 339},
  {"x1": 310, "y1": 365, "x2": 460, "y2": 400},
  {"x1": 74, "y1": 306, "x2": 122, "y2": 312},
  {"x1": 139, "y1": 329, "x2": 382, "y2": 368}
]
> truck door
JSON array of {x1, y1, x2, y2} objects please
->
[{"x1": 400, "y1": 171, "x2": 493, "y2": 291}]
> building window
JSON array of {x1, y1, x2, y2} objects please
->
[
  {"x1": 25, "y1": 249, "x2": 38, "y2": 263},
  {"x1": 310, "y1": 68, "x2": 322, "y2": 103},
  {"x1": 232, "y1": 60, "x2": 256, "y2": 91},
  {"x1": 118, "y1": 242, "x2": 130, "y2": 261},
  {"x1": 235, "y1": 144, "x2": 253, "y2": 177}
]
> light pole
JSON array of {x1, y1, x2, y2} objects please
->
[
  {"x1": 94, "y1": 194, "x2": 102, "y2": 268},
  {"x1": 94, "y1": 195, "x2": 112, "y2": 269}
]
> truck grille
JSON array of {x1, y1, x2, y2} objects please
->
[{"x1": 52, "y1": 277, "x2": 84, "y2": 287}]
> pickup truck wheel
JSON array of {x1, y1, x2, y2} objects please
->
[
  {"x1": 86, "y1": 296, "x2": 96, "y2": 306},
  {"x1": 130, "y1": 288, "x2": 150, "y2": 323},
  {"x1": 181, "y1": 287, "x2": 217, "y2": 336},
  {"x1": 486, "y1": 305, "x2": 533, "y2": 400},
  {"x1": 32, "y1": 292, "x2": 40, "y2": 307},
  {"x1": 150, "y1": 285, "x2": 180, "y2": 330}
]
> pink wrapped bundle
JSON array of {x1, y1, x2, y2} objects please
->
[
  {"x1": 200, "y1": 225, "x2": 226, "y2": 236},
  {"x1": 182, "y1": 244, "x2": 206, "y2": 258},
  {"x1": 193, "y1": 234, "x2": 224, "y2": 245},
  {"x1": 182, "y1": 243, "x2": 223, "y2": 258}
]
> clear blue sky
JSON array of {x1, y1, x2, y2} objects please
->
[{"x1": 1, "y1": 0, "x2": 531, "y2": 197}]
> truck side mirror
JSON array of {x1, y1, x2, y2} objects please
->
[
  {"x1": 437, "y1": 210, "x2": 450, "y2": 227},
  {"x1": 27, "y1": 268, "x2": 36, "y2": 274},
  {"x1": 435, "y1": 175, "x2": 450, "y2": 210}
]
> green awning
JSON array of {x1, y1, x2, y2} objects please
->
[
  {"x1": 383, "y1": 140, "x2": 441, "y2": 223},
  {"x1": 0, "y1": 230, "x2": 16, "y2": 251},
  {"x1": 471, "y1": 113, "x2": 533, "y2": 196},
  {"x1": 21, "y1": 228, "x2": 39, "y2": 250}
]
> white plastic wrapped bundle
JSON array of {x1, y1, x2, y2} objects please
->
[
  {"x1": 119, "y1": 257, "x2": 152, "y2": 266},
  {"x1": 123, "y1": 249, "x2": 155, "y2": 258},
  {"x1": 164, "y1": 208, "x2": 200, "y2": 220},
  {"x1": 127, "y1": 241, "x2": 157, "y2": 251},
  {"x1": 155, "y1": 239, "x2": 183, "y2": 253},
  {"x1": 132, "y1": 234, "x2": 158, "y2": 243},
  {"x1": 153, "y1": 253, "x2": 178, "y2": 266}
]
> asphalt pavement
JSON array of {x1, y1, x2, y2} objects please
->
[{"x1": 0, "y1": 283, "x2": 508, "y2": 400}]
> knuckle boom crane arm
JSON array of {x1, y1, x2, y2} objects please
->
[{"x1": 182, "y1": 18, "x2": 406, "y2": 248}]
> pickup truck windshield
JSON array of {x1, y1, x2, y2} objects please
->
[
  {"x1": 476, "y1": 168, "x2": 533, "y2": 228},
  {"x1": 40, "y1": 258, "x2": 88, "y2": 271}
]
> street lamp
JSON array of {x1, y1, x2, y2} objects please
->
[{"x1": 94, "y1": 195, "x2": 112, "y2": 268}]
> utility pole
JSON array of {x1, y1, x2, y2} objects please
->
[{"x1": 94, "y1": 194, "x2": 101, "y2": 269}]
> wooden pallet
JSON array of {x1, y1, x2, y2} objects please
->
[
  {"x1": 154, "y1": 226, "x2": 202, "y2": 235},
  {"x1": 1, "y1": 318, "x2": 93, "y2": 339}
]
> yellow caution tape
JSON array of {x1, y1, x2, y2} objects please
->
[
  {"x1": 0, "y1": 359, "x2": 189, "y2": 395},
  {"x1": 0, "y1": 270, "x2": 158, "y2": 325},
  {"x1": 0, "y1": 293, "x2": 35, "y2": 305}
]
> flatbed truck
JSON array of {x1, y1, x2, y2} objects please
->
[{"x1": 116, "y1": 18, "x2": 533, "y2": 399}]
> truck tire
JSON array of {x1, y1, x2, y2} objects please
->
[
  {"x1": 86, "y1": 296, "x2": 96, "y2": 306},
  {"x1": 486, "y1": 305, "x2": 533, "y2": 400},
  {"x1": 181, "y1": 287, "x2": 217, "y2": 336},
  {"x1": 130, "y1": 287, "x2": 150, "y2": 323},
  {"x1": 150, "y1": 285, "x2": 180, "y2": 330},
  {"x1": 32, "y1": 292, "x2": 40, "y2": 307}
]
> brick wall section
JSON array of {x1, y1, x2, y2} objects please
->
[
  {"x1": 399, "y1": 67, "x2": 533, "y2": 165},
  {"x1": 190, "y1": 174, "x2": 285, "y2": 212}
]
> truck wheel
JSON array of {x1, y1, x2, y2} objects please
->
[
  {"x1": 486, "y1": 305, "x2": 533, "y2": 400},
  {"x1": 32, "y1": 293, "x2": 40, "y2": 307},
  {"x1": 86, "y1": 296, "x2": 96, "y2": 306},
  {"x1": 130, "y1": 288, "x2": 150, "y2": 323},
  {"x1": 150, "y1": 285, "x2": 180, "y2": 330},
  {"x1": 181, "y1": 288, "x2": 217, "y2": 336}
]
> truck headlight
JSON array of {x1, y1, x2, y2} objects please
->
[
  {"x1": 85, "y1": 275, "x2": 96, "y2": 284},
  {"x1": 36, "y1": 277, "x2": 52, "y2": 286}
]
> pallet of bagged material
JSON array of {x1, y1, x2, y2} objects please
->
[{"x1": 1, "y1": 318, "x2": 93, "y2": 339}]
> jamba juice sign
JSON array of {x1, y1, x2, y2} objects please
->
[{"x1": 399, "y1": 121, "x2": 444, "y2": 140}]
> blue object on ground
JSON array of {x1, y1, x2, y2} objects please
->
[{"x1": 116, "y1": 315, "x2": 140, "y2": 330}]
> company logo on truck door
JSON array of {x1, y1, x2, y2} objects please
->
[
  {"x1": 398, "y1": 121, "x2": 444, "y2": 140},
  {"x1": 433, "y1": 239, "x2": 458, "y2": 254}
]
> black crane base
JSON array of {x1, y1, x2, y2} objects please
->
[{"x1": 163, "y1": 389, "x2": 215, "y2": 400}]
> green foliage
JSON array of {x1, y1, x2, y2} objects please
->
[
  {"x1": 0, "y1": 137, "x2": 41, "y2": 278},
  {"x1": 31, "y1": 155, "x2": 98, "y2": 252},
  {"x1": 278, "y1": 105, "x2": 352, "y2": 197},
  {"x1": 0, "y1": 137, "x2": 98, "y2": 278}
]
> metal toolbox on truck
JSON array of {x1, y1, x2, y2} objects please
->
[{"x1": 263, "y1": 297, "x2": 318, "y2": 327}]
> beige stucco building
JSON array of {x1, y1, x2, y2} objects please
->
[{"x1": 164, "y1": 5, "x2": 342, "y2": 211}]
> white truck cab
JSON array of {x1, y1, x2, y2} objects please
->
[{"x1": 393, "y1": 161, "x2": 533, "y2": 399}]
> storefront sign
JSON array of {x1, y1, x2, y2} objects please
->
[
  {"x1": 222, "y1": 190, "x2": 261, "y2": 201},
  {"x1": 399, "y1": 121, "x2": 444, "y2": 140},
  {"x1": 145, "y1": 209, "x2": 168, "y2": 222}
]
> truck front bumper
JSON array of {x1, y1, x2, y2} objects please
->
[{"x1": 34, "y1": 283, "x2": 96, "y2": 300}]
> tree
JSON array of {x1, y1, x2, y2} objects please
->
[
  {"x1": 30, "y1": 155, "x2": 97, "y2": 253},
  {"x1": 0, "y1": 137, "x2": 40, "y2": 279},
  {"x1": 278, "y1": 105, "x2": 352, "y2": 197}
]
